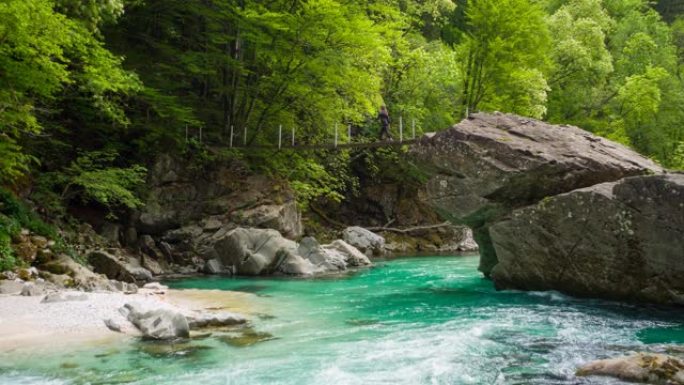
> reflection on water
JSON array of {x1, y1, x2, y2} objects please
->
[{"x1": 1, "y1": 255, "x2": 682, "y2": 385}]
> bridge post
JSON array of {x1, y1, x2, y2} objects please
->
[
  {"x1": 412, "y1": 119, "x2": 416, "y2": 139},
  {"x1": 291, "y1": 126, "x2": 295, "y2": 147},
  {"x1": 334, "y1": 123, "x2": 338, "y2": 148},
  {"x1": 399, "y1": 116, "x2": 403, "y2": 143},
  {"x1": 230, "y1": 125, "x2": 234, "y2": 148},
  {"x1": 244, "y1": 127, "x2": 247, "y2": 146},
  {"x1": 279, "y1": 124, "x2": 282, "y2": 149},
  {"x1": 348, "y1": 124, "x2": 351, "y2": 143},
  {"x1": 185, "y1": 125, "x2": 188, "y2": 143},
  {"x1": 199, "y1": 127, "x2": 203, "y2": 144}
]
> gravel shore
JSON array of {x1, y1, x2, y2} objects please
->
[{"x1": 0, "y1": 288, "x2": 260, "y2": 352}]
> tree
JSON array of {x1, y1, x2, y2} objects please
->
[{"x1": 457, "y1": 0, "x2": 551, "y2": 118}]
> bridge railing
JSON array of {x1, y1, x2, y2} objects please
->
[{"x1": 183, "y1": 117, "x2": 424, "y2": 151}]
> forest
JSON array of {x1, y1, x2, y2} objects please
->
[{"x1": 1, "y1": 0, "x2": 684, "y2": 223}]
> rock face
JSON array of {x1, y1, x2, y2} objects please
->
[
  {"x1": 577, "y1": 353, "x2": 684, "y2": 385},
  {"x1": 121, "y1": 303, "x2": 190, "y2": 340},
  {"x1": 212, "y1": 227, "x2": 371, "y2": 276},
  {"x1": 140, "y1": 155, "x2": 302, "y2": 239},
  {"x1": 490, "y1": 174, "x2": 684, "y2": 304},
  {"x1": 413, "y1": 112, "x2": 662, "y2": 276}
]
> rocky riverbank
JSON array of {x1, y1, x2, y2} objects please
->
[{"x1": 0, "y1": 283, "x2": 261, "y2": 351}]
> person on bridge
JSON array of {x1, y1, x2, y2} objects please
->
[{"x1": 378, "y1": 105, "x2": 393, "y2": 140}]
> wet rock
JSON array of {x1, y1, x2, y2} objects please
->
[
  {"x1": 186, "y1": 312, "x2": 247, "y2": 329},
  {"x1": 138, "y1": 341, "x2": 211, "y2": 358},
  {"x1": 142, "y1": 282, "x2": 168, "y2": 294},
  {"x1": 343, "y1": 227, "x2": 385, "y2": 257},
  {"x1": 490, "y1": 174, "x2": 684, "y2": 304},
  {"x1": 577, "y1": 353, "x2": 684, "y2": 384},
  {"x1": 121, "y1": 303, "x2": 190, "y2": 340}
]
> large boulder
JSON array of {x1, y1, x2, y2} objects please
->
[
  {"x1": 412, "y1": 113, "x2": 662, "y2": 276},
  {"x1": 121, "y1": 303, "x2": 190, "y2": 340},
  {"x1": 489, "y1": 174, "x2": 684, "y2": 304},
  {"x1": 577, "y1": 353, "x2": 684, "y2": 384},
  {"x1": 88, "y1": 251, "x2": 153, "y2": 284},
  {"x1": 342, "y1": 227, "x2": 385, "y2": 257}
]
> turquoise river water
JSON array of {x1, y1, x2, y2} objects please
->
[{"x1": 1, "y1": 255, "x2": 683, "y2": 385}]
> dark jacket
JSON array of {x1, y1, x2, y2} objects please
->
[{"x1": 378, "y1": 110, "x2": 390, "y2": 126}]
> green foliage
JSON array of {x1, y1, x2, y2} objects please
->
[
  {"x1": 55, "y1": 151, "x2": 147, "y2": 213},
  {"x1": 457, "y1": 0, "x2": 551, "y2": 118}
]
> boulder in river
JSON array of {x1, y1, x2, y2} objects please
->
[
  {"x1": 489, "y1": 174, "x2": 684, "y2": 304},
  {"x1": 412, "y1": 112, "x2": 662, "y2": 276},
  {"x1": 577, "y1": 353, "x2": 684, "y2": 384}
]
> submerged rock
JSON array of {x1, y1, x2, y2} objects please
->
[
  {"x1": 218, "y1": 328, "x2": 276, "y2": 347},
  {"x1": 577, "y1": 353, "x2": 684, "y2": 384},
  {"x1": 186, "y1": 311, "x2": 247, "y2": 329}
]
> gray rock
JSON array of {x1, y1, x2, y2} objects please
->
[
  {"x1": 213, "y1": 228, "x2": 298, "y2": 275},
  {"x1": 186, "y1": 312, "x2": 247, "y2": 329},
  {"x1": 142, "y1": 282, "x2": 168, "y2": 293},
  {"x1": 203, "y1": 259, "x2": 226, "y2": 275},
  {"x1": 20, "y1": 282, "x2": 43, "y2": 297},
  {"x1": 122, "y1": 303, "x2": 190, "y2": 340},
  {"x1": 110, "y1": 280, "x2": 138, "y2": 294},
  {"x1": 342, "y1": 227, "x2": 385, "y2": 257},
  {"x1": 323, "y1": 240, "x2": 372, "y2": 268},
  {"x1": 142, "y1": 256, "x2": 165, "y2": 276},
  {"x1": 29, "y1": 235, "x2": 49, "y2": 249},
  {"x1": 413, "y1": 113, "x2": 662, "y2": 277},
  {"x1": 239, "y1": 202, "x2": 302, "y2": 239},
  {"x1": 41, "y1": 292, "x2": 89, "y2": 303},
  {"x1": 88, "y1": 251, "x2": 153, "y2": 284},
  {"x1": 104, "y1": 318, "x2": 123, "y2": 333},
  {"x1": 577, "y1": 353, "x2": 684, "y2": 384},
  {"x1": 489, "y1": 174, "x2": 684, "y2": 305},
  {"x1": 138, "y1": 211, "x2": 179, "y2": 235}
]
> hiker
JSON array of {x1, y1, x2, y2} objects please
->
[{"x1": 378, "y1": 105, "x2": 392, "y2": 140}]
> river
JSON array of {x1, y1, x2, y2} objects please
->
[{"x1": 1, "y1": 255, "x2": 682, "y2": 384}]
